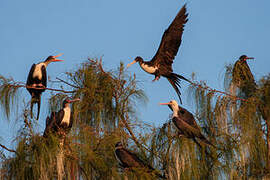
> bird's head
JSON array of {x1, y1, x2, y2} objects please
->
[
  {"x1": 160, "y1": 100, "x2": 179, "y2": 114},
  {"x1": 62, "y1": 97, "x2": 80, "y2": 108},
  {"x1": 127, "y1": 56, "x2": 143, "y2": 68},
  {"x1": 44, "y1": 53, "x2": 64, "y2": 64},
  {"x1": 115, "y1": 142, "x2": 123, "y2": 149},
  {"x1": 239, "y1": 55, "x2": 254, "y2": 61}
]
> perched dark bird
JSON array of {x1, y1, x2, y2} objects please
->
[
  {"x1": 26, "y1": 54, "x2": 64, "y2": 120},
  {"x1": 160, "y1": 100, "x2": 214, "y2": 148},
  {"x1": 232, "y1": 55, "x2": 256, "y2": 97},
  {"x1": 43, "y1": 97, "x2": 80, "y2": 138},
  {"x1": 127, "y1": 5, "x2": 190, "y2": 103},
  {"x1": 114, "y1": 142, "x2": 165, "y2": 179}
]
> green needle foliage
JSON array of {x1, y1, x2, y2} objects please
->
[
  {"x1": 0, "y1": 58, "x2": 270, "y2": 179},
  {"x1": 0, "y1": 76, "x2": 21, "y2": 119},
  {"x1": 0, "y1": 59, "x2": 155, "y2": 179}
]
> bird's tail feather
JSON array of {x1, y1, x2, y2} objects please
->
[
  {"x1": 166, "y1": 73, "x2": 190, "y2": 104},
  {"x1": 37, "y1": 97, "x2": 41, "y2": 120},
  {"x1": 200, "y1": 136, "x2": 216, "y2": 148},
  {"x1": 30, "y1": 94, "x2": 41, "y2": 120},
  {"x1": 173, "y1": 73, "x2": 192, "y2": 84}
]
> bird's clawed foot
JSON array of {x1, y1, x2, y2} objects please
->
[
  {"x1": 37, "y1": 83, "x2": 45, "y2": 88},
  {"x1": 31, "y1": 84, "x2": 45, "y2": 89},
  {"x1": 152, "y1": 76, "x2": 160, "y2": 82}
]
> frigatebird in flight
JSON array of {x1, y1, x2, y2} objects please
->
[
  {"x1": 114, "y1": 142, "x2": 165, "y2": 179},
  {"x1": 26, "y1": 54, "x2": 64, "y2": 120},
  {"x1": 43, "y1": 97, "x2": 80, "y2": 138},
  {"x1": 127, "y1": 5, "x2": 190, "y2": 103},
  {"x1": 232, "y1": 55, "x2": 256, "y2": 97},
  {"x1": 160, "y1": 100, "x2": 214, "y2": 148}
]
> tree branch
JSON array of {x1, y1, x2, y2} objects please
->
[
  {"x1": 121, "y1": 113, "x2": 163, "y2": 161},
  {"x1": 190, "y1": 81, "x2": 248, "y2": 102},
  {"x1": 0, "y1": 143, "x2": 17, "y2": 154},
  {"x1": 7, "y1": 83, "x2": 75, "y2": 93},
  {"x1": 55, "y1": 77, "x2": 80, "y2": 89}
]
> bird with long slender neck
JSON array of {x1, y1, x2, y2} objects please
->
[
  {"x1": 127, "y1": 4, "x2": 190, "y2": 104},
  {"x1": 232, "y1": 55, "x2": 256, "y2": 97},
  {"x1": 160, "y1": 100, "x2": 214, "y2": 148},
  {"x1": 26, "y1": 54, "x2": 64, "y2": 120},
  {"x1": 43, "y1": 97, "x2": 80, "y2": 138},
  {"x1": 114, "y1": 142, "x2": 165, "y2": 179}
]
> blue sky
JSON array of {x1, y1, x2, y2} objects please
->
[{"x1": 1, "y1": 0, "x2": 270, "y2": 153}]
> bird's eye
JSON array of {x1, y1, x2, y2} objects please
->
[{"x1": 180, "y1": 110, "x2": 185, "y2": 114}]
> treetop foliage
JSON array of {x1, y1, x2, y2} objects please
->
[{"x1": 0, "y1": 58, "x2": 269, "y2": 179}]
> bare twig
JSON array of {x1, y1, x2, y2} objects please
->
[
  {"x1": 0, "y1": 143, "x2": 17, "y2": 154},
  {"x1": 89, "y1": 58, "x2": 114, "y2": 80},
  {"x1": 56, "y1": 77, "x2": 79, "y2": 89}
]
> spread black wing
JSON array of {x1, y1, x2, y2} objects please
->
[{"x1": 150, "y1": 4, "x2": 188, "y2": 68}]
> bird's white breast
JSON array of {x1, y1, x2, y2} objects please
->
[
  {"x1": 140, "y1": 63, "x2": 158, "y2": 74},
  {"x1": 33, "y1": 63, "x2": 46, "y2": 80},
  {"x1": 61, "y1": 107, "x2": 71, "y2": 126}
]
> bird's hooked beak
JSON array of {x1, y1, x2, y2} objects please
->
[
  {"x1": 67, "y1": 98, "x2": 80, "y2": 103},
  {"x1": 127, "y1": 60, "x2": 136, "y2": 68},
  {"x1": 51, "y1": 53, "x2": 64, "y2": 62},
  {"x1": 159, "y1": 102, "x2": 172, "y2": 106},
  {"x1": 159, "y1": 102, "x2": 173, "y2": 111},
  {"x1": 244, "y1": 57, "x2": 254, "y2": 61}
]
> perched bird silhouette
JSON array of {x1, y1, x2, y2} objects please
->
[
  {"x1": 127, "y1": 4, "x2": 190, "y2": 104},
  {"x1": 232, "y1": 55, "x2": 256, "y2": 97},
  {"x1": 43, "y1": 97, "x2": 80, "y2": 138},
  {"x1": 26, "y1": 54, "x2": 64, "y2": 120},
  {"x1": 160, "y1": 100, "x2": 215, "y2": 148},
  {"x1": 114, "y1": 142, "x2": 165, "y2": 179}
]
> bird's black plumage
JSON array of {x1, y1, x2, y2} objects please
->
[
  {"x1": 26, "y1": 54, "x2": 63, "y2": 120},
  {"x1": 232, "y1": 55, "x2": 256, "y2": 97},
  {"x1": 160, "y1": 100, "x2": 214, "y2": 148},
  {"x1": 43, "y1": 97, "x2": 79, "y2": 138},
  {"x1": 26, "y1": 63, "x2": 47, "y2": 120},
  {"x1": 127, "y1": 4, "x2": 190, "y2": 103},
  {"x1": 114, "y1": 142, "x2": 165, "y2": 179}
]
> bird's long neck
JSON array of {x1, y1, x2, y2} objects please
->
[
  {"x1": 43, "y1": 61, "x2": 50, "y2": 67},
  {"x1": 172, "y1": 106, "x2": 179, "y2": 118}
]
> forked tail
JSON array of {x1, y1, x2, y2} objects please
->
[{"x1": 166, "y1": 73, "x2": 191, "y2": 104}]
